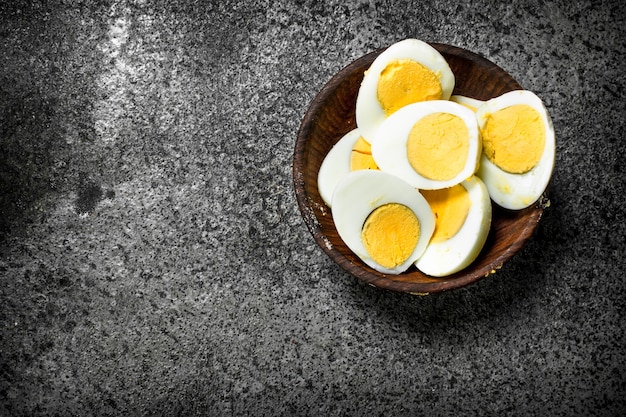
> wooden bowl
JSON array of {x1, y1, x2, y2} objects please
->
[{"x1": 293, "y1": 43, "x2": 547, "y2": 294}]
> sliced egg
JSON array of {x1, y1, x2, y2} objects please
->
[
  {"x1": 355, "y1": 38, "x2": 455, "y2": 143},
  {"x1": 476, "y1": 90, "x2": 555, "y2": 210},
  {"x1": 371, "y1": 100, "x2": 481, "y2": 190},
  {"x1": 317, "y1": 128, "x2": 378, "y2": 207},
  {"x1": 331, "y1": 170, "x2": 435, "y2": 275},
  {"x1": 450, "y1": 95, "x2": 484, "y2": 113},
  {"x1": 415, "y1": 176, "x2": 492, "y2": 277}
]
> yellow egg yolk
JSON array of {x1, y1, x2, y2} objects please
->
[
  {"x1": 361, "y1": 203, "x2": 420, "y2": 268},
  {"x1": 406, "y1": 112, "x2": 470, "y2": 181},
  {"x1": 420, "y1": 184, "x2": 471, "y2": 243},
  {"x1": 377, "y1": 59, "x2": 443, "y2": 116},
  {"x1": 350, "y1": 137, "x2": 379, "y2": 171},
  {"x1": 457, "y1": 102, "x2": 478, "y2": 112},
  {"x1": 481, "y1": 104, "x2": 546, "y2": 174}
]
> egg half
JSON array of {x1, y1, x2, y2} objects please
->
[
  {"x1": 450, "y1": 95, "x2": 484, "y2": 113},
  {"x1": 371, "y1": 100, "x2": 481, "y2": 190},
  {"x1": 331, "y1": 170, "x2": 435, "y2": 275},
  {"x1": 355, "y1": 39, "x2": 455, "y2": 143},
  {"x1": 317, "y1": 128, "x2": 378, "y2": 207},
  {"x1": 476, "y1": 90, "x2": 555, "y2": 210},
  {"x1": 415, "y1": 176, "x2": 492, "y2": 277}
]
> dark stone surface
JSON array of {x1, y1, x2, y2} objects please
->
[{"x1": 1, "y1": 0, "x2": 625, "y2": 415}]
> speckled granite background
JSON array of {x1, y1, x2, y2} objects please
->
[{"x1": 1, "y1": 0, "x2": 624, "y2": 415}]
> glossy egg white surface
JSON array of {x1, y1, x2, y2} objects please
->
[
  {"x1": 371, "y1": 100, "x2": 481, "y2": 190},
  {"x1": 450, "y1": 95, "x2": 484, "y2": 112},
  {"x1": 415, "y1": 176, "x2": 492, "y2": 277},
  {"x1": 317, "y1": 128, "x2": 363, "y2": 207},
  {"x1": 476, "y1": 90, "x2": 555, "y2": 210},
  {"x1": 331, "y1": 170, "x2": 435, "y2": 275},
  {"x1": 355, "y1": 39, "x2": 455, "y2": 143}
]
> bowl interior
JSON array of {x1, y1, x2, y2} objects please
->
[{"x1": 293, "y1": 43, "x2": 545, "y2": 294}]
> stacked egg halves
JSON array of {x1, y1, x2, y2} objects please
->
[{"x1": 317, "y1": 39, "x2": 555, "y2": 277}]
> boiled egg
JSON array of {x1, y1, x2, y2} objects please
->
[
  {"x1": 317, "y1": 128, "x2": 378, "y2": 207},
  {"x1": 476, "y1": 90, "x2": 555, "y2": 210},
  {"x1": 450, "y1": 95, "x2": 484, "y2": 112},
  {"x1": 371, "y1": 100, "x2": 481, "y2": 190},
  {"x1": 415, "y1": 176, "x2": 492, "y2": 277},
  {"x1": 331, "y1": 170, "x2": 435, "y2": 275},
  {"x1": 355, "y1": 39, "x2": 455, "y2": 143}
]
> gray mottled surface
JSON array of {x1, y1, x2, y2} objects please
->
[{"x1": 1, "y1": 0, "x2": 625, "y2": 415}]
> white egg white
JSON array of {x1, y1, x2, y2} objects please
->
[
  {"x1": 415, "y1": 176, "x2": 492, "y2": 277},
  {"x1": 317, "y1": 128, "x2": 363, "y2": 207},
  {"x1": 450, "y1": 95, "x2": 484, "y2": 112},
  {"x1": 476, "y1": 90, "x2": 555, "y2": 210},
  {"x1": 355, "y1": 38, "x2": 455, "y2": 143},
  {"x1": 370, "y1": 100, "x2": 481, "y2": 190},
  {"x1": 331, "y1": 170, "x2": 435, "y2": 275}
]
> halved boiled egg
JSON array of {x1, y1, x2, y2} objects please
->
[
  {"x1": 476, "y1": 90, "x2": 555, "y2": 210},
  {"x1": 415, "y1": 176, "x2": 492, "y2": 277},
  {"x1": 450, "y1": 95, "x2": 484, "y2": 113},
  {"x1": 331, "y1": 170, "x2": 435, "y2": 274},
  {"x1": 371, "y1": 100, "x2": 481, "y2": 190},
  {"x1": 317, "y1": 128, "x2": 378, "y2": 207},
  {"x1": 355, "y1": 39, "x2": 455, "y2": 143}
]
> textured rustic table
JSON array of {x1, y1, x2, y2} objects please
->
[{"x1": 1, "y1": 0, "x2": 624, "y2": 415}]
